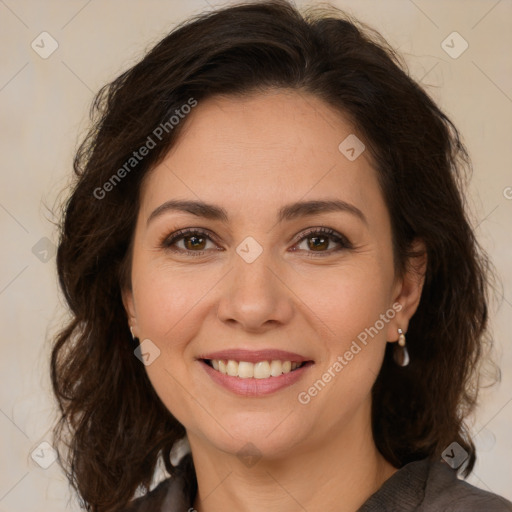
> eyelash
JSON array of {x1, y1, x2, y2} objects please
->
[{"x1": 160, "y1": 227, "x2": 353, "y2": 258}]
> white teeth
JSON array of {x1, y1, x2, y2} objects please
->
[
  {"x1": 238, "y1": 361, "x2": 254, "y2": 378},
  {"x1": 226, "y1": 360, "x2": 238, "y2": 377},
  {"x1": 209, "y1": 359, "x2": 303, "y2": 378},
  {"x1": 254, "y1": 361, "x2": 271, "y2": 379},
  {"x1": 270, "y1": 360, "x2": 283, "y2": 377}
]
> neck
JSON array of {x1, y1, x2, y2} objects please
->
[{"x1": 189, "y1": 400, "x2": 398, "y2": 512}]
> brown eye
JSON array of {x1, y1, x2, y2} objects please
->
[
  {"x1": 161, "y1": 226, "x2": 352, "y2": 257},
  {"x1": 162, "y1": 229, "x2": 219, "y2": 255},
  {"x1": 291, "y1": 227, "x2": 353, "y2": 257},
  {"x1": 182, "y1": 234, "x2": 207, "y2": 251},
  {"x1": 305, "y1": 235, "x2": 330, "y2": 251}
]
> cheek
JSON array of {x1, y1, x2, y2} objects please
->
[
  {"x1": 130, "y1": 264, "x2": 208, "y2": 424},
  {"x1": 296, "y1": 261, "x2": 393, "y2": 343},
  {"x1": 132, "y1": 259, "x2": 214, "y2": 343},
  {"x1": 293, "y1": 259, "x2": 394, "y2": 409}
]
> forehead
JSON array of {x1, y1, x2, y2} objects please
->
[{"x1": 139, "y1": 90, "x2": 385, "y2": 226}]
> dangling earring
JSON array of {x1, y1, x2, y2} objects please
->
[
  {"x1": 393, "y1": 328, "x2": 410, "y2": 367},
  {"x1": 130, "y1": 326, "x2": 139, "y2": 344}
]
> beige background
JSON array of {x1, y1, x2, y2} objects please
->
[{"x1": 0, "y1": 0, "x2": 511, "y2": 510}]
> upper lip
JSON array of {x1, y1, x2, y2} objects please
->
[{"x1": 198, "y1": 349, "x2": 312, "y2": 363}]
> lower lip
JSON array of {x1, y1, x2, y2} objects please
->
[{"x1": 199, "y1": 360, "x2": 313, "y2": 397}]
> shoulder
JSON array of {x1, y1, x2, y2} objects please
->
[
  {"x1": 358, "y1": 458, "x2": 512, "y2": 512},
  {"x1": 422, "y1": 460, "x2": 512, "y2": 511}
]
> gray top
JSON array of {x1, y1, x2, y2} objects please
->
[{"x1": 123, "y1": 458, "x2": 512, "y2": 511}]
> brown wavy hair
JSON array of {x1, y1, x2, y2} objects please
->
[{"x1": 51, "y1": 1, "x2": 499, "y2": 510}]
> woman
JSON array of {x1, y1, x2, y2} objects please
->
[{"x1": 51, "y1": 1, "x2": 512, "y2": 511}]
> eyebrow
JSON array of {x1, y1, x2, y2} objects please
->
[{"x1": 147, "y1": 198, "x2": 367, "y2": 226}]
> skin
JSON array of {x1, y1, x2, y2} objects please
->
[{"x1": 123, "y1": 89, "x2": 426, "y2": 512}]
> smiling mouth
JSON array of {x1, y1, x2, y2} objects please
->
[{"x1": 203, "y1": 359, "x2": 312, "y2": 379}]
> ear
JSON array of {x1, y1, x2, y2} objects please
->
[
  {"x1": 121, "y1": 285, "x2": 139, "y2": 338},
  {"x1": 386, "y1": 238, "x2": 427, "y2": 342}
]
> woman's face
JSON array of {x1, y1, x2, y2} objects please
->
[{"x1": 123, "y1": 89, "x2": 423, "y2": 460}]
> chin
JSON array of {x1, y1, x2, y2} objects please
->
[{"x1": 190, "y1": 411, "x2": 311, "y2": 463}]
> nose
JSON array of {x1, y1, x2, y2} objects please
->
[{"x1": 216, "y1": 248, "x2": 294, "y2": 333}]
